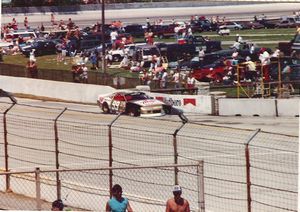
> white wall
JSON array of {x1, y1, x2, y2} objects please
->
[
  {"x1": 0, "y1": 76, "x2": 116, "y2": 104},
  {"x1": 277, "y1": 99, "x2": 299, "y2": 117},
  {"x1": 219, "y1": 98, "x2": 277, "y2": 116}
]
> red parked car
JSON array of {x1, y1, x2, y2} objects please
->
[{"x1": 191, "y1": 59, "x2": 229, "y2": 82}]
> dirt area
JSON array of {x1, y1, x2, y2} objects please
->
[{"x1": 0, "y1": 191, "x2": 87, "y2": 211}]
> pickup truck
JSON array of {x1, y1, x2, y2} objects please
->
[
  {"x1": 179, "y1": 35, "x2": 222, "y2": 53},
  {"x1": 278, "y1": 31, "x2": 300, "y2": 57}
]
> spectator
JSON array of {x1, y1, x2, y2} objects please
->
[
  {"x1": 55, "y1": 41, "x2": 63, "y2": 63},
  {"x1": 166, "y1": 185, "x2": 190, "y2": 212},
  {"x1": 145, "y1": 29, "x2": 154, "y2": 45},
  {"x1": 244, "y1": 56, "x2": 257, "y2": 82},
  {"x1": 24, "y1": 16, "x2": 29, "y2": 29},
  {"x1": 236, "y1": 34, "x2": 243, "y2": 44},
  {"x1": 90, "y1": 51, "x2": 99, "y2": 69},
  {"x1": 106, "y1": 184, "x2": 133, "y2": 212},
  {"x1": 198, "y1": 47, "x2": 205, "y2": 67},
  {"x1": 186, "y1": 73, "x2": 196, "y2": 94},
  {"x1": 259, "y1": 48, "x2": 271, "y2": 81},
  {"x1": 110, "y1": 30, "x2": 118, "y2": 44},
  {"x1": 282, "y1": 64, "x2": 295, "y2": 93},
  {"x1": 50, "y1": 13, "x2": 56, "y2": 26},
  {"x1": 80, "y1": 63, "x2": 88, "y2": 83},
  {"x1": 105, "y1": 50, "x2": 113, "y2": 68},
  {"x1": 26, "y1": 60, "x2": 38, "y2": 78},
  {"x1": 67, "y1": 18, "x2": 75, "y2": 29},
  {"x1": 51, "y1": 199, "x2": 64, "y2": 211},
  {"x1": 271, "y1": 47, "x2": 281, "y2": 58},
  {"x1": 160, "y1": 69, "x2": 168, "y2": 88},
  {"x1": 172, "y1": 69, "x2": 181, "y2": 89},
  {"x1": 119, "y1": 53, "x2": 130, "y2": 69}
]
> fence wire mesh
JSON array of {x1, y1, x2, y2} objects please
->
[
  {"x1": 0, "y1": 164, "x2": 202, "y2": 211},
  {"x1": 0, "y1": 101, "x2": 297, "y2": 211}
]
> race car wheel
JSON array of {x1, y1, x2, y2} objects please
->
[
  {"x1": 102, "y1": 103, "x2": 110, "y2": 114},
  {"x1": 113, "y1": 55, "x2": 121, "y2": 62},
  {"x1": 163, "y1": 106, "x2": 172, "y2": 115},
  {"x1": 128, "y1": 108, "x2": 138, "y2": 117}
]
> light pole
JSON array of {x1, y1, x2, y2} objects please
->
[{"x1": 100, "y1": 0, "x2": 106, "y2": 75}]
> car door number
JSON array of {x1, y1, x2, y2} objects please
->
[{"x1": 111, "y1": 100, "x2": 121, "y2": 112}]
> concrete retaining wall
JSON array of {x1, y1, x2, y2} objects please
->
[
  {"x1": 0, "y1": 76, "x2": 116, "y2": 103},
  {"x1": 277, "y1": 99, "x2": 299, "y2": 117},
  {"x1": 219, "y1": 98, "x2": 300, "y2": 117},
  {"x1": 218, "y1": 98, "x2": 277, "y2": 116}
]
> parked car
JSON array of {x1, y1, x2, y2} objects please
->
[
  {"x1": 19, "y1": 38, "x2": 60, "y2": 57},
  {"x1": 241, "y1": 21, "x2": 265, "y2": 30},
  {"x1": 219, "y1": 21, "x2": 243, "y2": 30},
  {"x1": 217, "y1": 26, "x2": 230, "y2": 36},
  {"x1": 258, "y1": 19, "x2": 277, "y2": 29},
  {"x1": 123, "y1": 24, "x2": 146, "y2": 37},
  {"x1": 180, "y1": 35, "x2": 222, "y2": 53},
  {"x1": 190, "y1": 19, "x2": 212, "y2": 32},
  {"x1": 97, "y1": 91, "x2": 174, "y2": 117},
  {"x1": 4, "y1": 30, "x2": 38, "y2": 42},
  {"x1": 156, "y1": 42, "x2": 196, "y2": 62},
  {"x1": 191, "y1": 59, "x2": 228, "y2": 82},
  {"x1": 275, "y1": 20, "x2": 297, "y2": 28},
  {"x1": 152, "y1": 24, "x2": 176, "y2": 38}
]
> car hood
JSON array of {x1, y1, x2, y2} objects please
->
[{"x1": 131, "y1": 99, "x2": 164, "y2": 106}]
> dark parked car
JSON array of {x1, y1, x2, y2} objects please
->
[
  {"x1": 156, "y1": 42, "x2": 197, "y2": 62},
  {"x1": 258, "y1": 19, "x2": 277, "y2": 29},
  {"x1": 190, "y1": 19, "x2": 212, "y2": 32},
  {"x1": 124, "y1": 24, "x2": 146, "y2": 37},
  {"x1": 241, "y1": 21, "x2": 265, "y2": 29},
  {"x1": 19, "y1": 39, "x2": 60, "y2": 57},
  {"x1": 152, "y1": 24, "x2": 176, "y2": 38},
  {"x1": 184, "y1": 35, "x2": 222, "y2": 52}
]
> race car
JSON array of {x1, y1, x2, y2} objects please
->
[{"x1": 97, "y1": 91, "x2": 173, "y2": 117}]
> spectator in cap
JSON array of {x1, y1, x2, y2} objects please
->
[
  {"x1": 166, "y1": 185, "x2": 190, "y2": 212},
  {"x1": 51, "y1": 199, "x2": 64, "y2": 211}
]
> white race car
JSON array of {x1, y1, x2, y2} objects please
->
[{"x1": 97, "y1": 91, "x2": 174, "y2": 117}]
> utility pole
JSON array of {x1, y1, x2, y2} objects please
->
[{"x1": 100, "y1": 0, "x2": 106, "y2": 76}]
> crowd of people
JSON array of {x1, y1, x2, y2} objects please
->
[{"x1": 1, "y1": 12, "x2": 298, "y2": 92}]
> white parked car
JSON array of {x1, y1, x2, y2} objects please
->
[
  {"x1": 217, "y1": 26, "x2": 230, "y2": 36},
  {"x1": 219, "y1": 21, "x2": 243, "y2": 30}
]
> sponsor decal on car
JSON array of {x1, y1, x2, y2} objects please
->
[{"x1": 133, "y1": 99, "x2": 162, "y2": 106}]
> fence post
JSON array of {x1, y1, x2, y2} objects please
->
[
  {"x1": 172, "y1": 116, "x2": 188, "y2": 185},
  {"x1": 54, "y1": 108, "x2": 67, "y2": 200},
  {"x1": 108, "y1": 113, "x2": 122, "y2": 197},
  {"x1": 35, "y1": 167, "x2": 42, "y2": 211},
  {"x1": 3, "y1": 102, "x2": 16, "y2": 192},
  {"x1": 197, "y1": 160, "x2": 205, "y2": 212},
  {"x1": 245, "y1": 129, "x2": 260, "y2": 212}
]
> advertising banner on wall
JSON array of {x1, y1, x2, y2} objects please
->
[{"x1": 147, "y1": 92, "x2": 213, "y2": 114}]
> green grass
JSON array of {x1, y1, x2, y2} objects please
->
[{"x1": 3, "y1": 54, "x2": 138, "y2": 78}]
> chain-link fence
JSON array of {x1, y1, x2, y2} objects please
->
[
  {"x1": 0, "y1": 164, "x2": 204, "y2": 211},
  {"x1": 0, "y1": 100, "x2": 298, "y2": 211}
]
